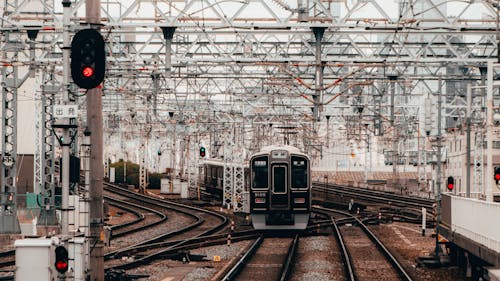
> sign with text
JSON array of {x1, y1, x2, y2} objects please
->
[{"x1": 53, "y1": 105, "x2": 78, "y2": 118}]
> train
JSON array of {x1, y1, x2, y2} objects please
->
[
  {"x1": 201, "y1": 145, "x2": 311, "y2": 230},
  {"x1": 249, "y1": 145, "x2": 311, "y2": 230}
]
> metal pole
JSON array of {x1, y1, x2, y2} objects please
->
[
  {"x1": 364, "y1": 125, "x2": 368, "y2": 187},
  {"x1": 61, "y1": 0, "x2": 72, "y2": 238},
  {"x1": 389, "y1": 75, "x2": 398, "y2": 192},
  {"x1": 83, "y1": 128, "x2": 91, "y2": 274},
  {"x1": 466, "y1": 84, "x2": 471, "y2": 197},
  {"x1": 435, "y1": 78, "x2": 443, "y2": 257},
  {"x1": 61, "y1": 129, "x2": 70, "y2": 236},
  {"x1": 124, "y1": 160, "x2": 127, "y2": 183},
  {"x1": 86, "y1": 0, "x2": 104, "y2": 280},
  {"x1": 312, "y1": 27, "x2": 325, "y2": 127},
  {"x1": 497, "y1": 0, "x2": 499, "y2": 62},
  {"x1": 326, "y1": 115, "x2": 330, "y2": 148},
  {"x1": 417, "y1": 121, "x2": 421, "y2": 187},
  {"x1": 486, "y1": 61, "x2": 494, "y2": 202}
]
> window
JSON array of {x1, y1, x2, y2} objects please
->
[
  {"x1": 481, "y1": 141, "x2": 500, "y2": 149},
  {"x1": 252, "y1": 156, "x2": 268, "y2": 189},
  {"x1": 273, "y1": 166, "x2": 286, "y2": 193},
  {"x1": 291, "y1": 156, "x2": 308, "y2": 189}
]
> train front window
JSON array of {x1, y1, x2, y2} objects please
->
[
  {"x1": 273, "y1": 166, "x2": 287, "y2": 193},
  {"x1": 291, "y1": 156, "x2": 308, "y2": 189},
  {"x1": 252, "y1": 156, "x2": 268, "y2": 189}
]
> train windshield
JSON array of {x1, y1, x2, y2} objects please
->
[
  {"x1": 291, "y1": 156, "x2": 308, "y2": 189},
  {"x1": 273, "y1": 166, "x2": 287, "y2": 193},
  {"x1": 252, "y1": 156, "x2": 268, "y2": 189}
]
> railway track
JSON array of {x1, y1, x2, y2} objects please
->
[
  {"x1": 0, "y1": 249, "x2": 15, "y2": 269},
  {"x1": 313, "y1": 182, "x2": 436, "y2": 227},
  {"x1": 221, "y1": 233, "x2": 299, "y2": 281},
  {"x1": 103, "y1": 182, "x2": 229, "y2": 271},
  {"x1": 313, "y1": 182, "x2": 434, "y2": 209},
  {"x1": 105, "y1": 195, "x2": 167, "y2": 239},
  {"x1": 314, "y1": 206, "x2": 413, "y2": 281},
  {"x1": 0, "y1": 199, "x2": 147, "y2": 272}
]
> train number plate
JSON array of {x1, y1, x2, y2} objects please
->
[{"x1": 254, "y1": 192, "x2": 266, "y2": 197}]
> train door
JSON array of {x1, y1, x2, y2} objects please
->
[{"x1": 270, "y1": 164, "x2": 289, "y2": 209}]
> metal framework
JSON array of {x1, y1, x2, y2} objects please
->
[
  {"x1": 36, "y1": 68, "x2": 58, "y2": 226},
  {"x1": 2, "y1": 0, "x2": 500, "y2": 221},
  {"x1": 139, "y1": 143, "x2": 147, "y2": 193},
  {"x1": 186, "y1": 135, "x2": 198, "y2": 199},
  {"x1": 0, "y1": 38, "x2": 21, "y2": 233},
  {"x1": 222, "y1": 125, "x2": 245, "y2": 211},
  {"x1": 223, "y1": 133, "x2": 234, "y2": 209},
  {"x1": 474, "y1": 130, "x2": 485, "y2": 197}
]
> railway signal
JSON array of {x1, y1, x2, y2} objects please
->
[
  {"x1": 495, "y1": 167, "x2": 500, "y2": 184},
  {"x1": 446, "y1": 176, "x2": 454, "y2": 191},
  {"x1": 199, "y1": 146, "x2": 206, "y2": 158},
  {"x1": 71, "y1": 28, "x2": 106, "y2": 89},
  {"x1": 54, "y1": 245, "x2": 69, "y2": 274}
]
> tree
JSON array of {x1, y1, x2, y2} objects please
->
[
  {"x1": 110, "y1": 160, "x2": 163, "y2": 188},
  {"x1": 110, "y1": 160, "x2": 139, "y2": 187}
]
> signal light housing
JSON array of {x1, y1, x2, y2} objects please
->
[
  {"x1": 71, "y1": 28, "x2": 105, "y2": 89},
  {"x1": 447, "y1": 176, "x2": 454, "y2": 191},
  {"x1": 199, "y1": 147, "x2": 206, "y2": 158},
  {"x1": 54, "y1": 245, "x2": 69, "y2": 274},
  {"x1": 495, "y1": 167, "x2": 500, "y2": 184}
]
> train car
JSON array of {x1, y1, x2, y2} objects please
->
[
  {"x1": 201, "y1": 159, "x2": 249, "y2": 197},
  {"x1": 202, "y1": 159, "x2": 225, "y2": 196},
  {"x1": 249, "y1": 145, "x2": 311, "y2": 230}
]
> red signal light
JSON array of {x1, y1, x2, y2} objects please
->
[
  {"x1": 55, "y1": 260, "x2": 68, "y2": 272},
  {"x1": 446, "y1": 176, "x2": 454, "y2": 191},
  {"x1": 495, "y1": 167, "x2": 500, "y2": 184},
  {"x1": 54, "y1": 245, "x2": 69, "y2": 274},
  {"x1": 82, "y1": 66, "x2": 94, "y2": 78},
  {"x1": 71, "y1": 29, "x2": 105, "y2": 89}
]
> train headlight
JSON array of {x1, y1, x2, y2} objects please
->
[
  {"x1": 255, "y1": 198, "x2": 266, "y2": 204},
  {"x1": 294, "y1": 198, "x2": 305, "y2": 204}
]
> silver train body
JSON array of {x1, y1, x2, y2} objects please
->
[{"x1": 249, "y1": 145, "x2": 311, "y2": 230}]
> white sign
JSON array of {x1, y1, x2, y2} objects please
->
[
  {"x1": 110, "y1": 167, "x2": 115, "y2": 183},
  {"x1": 53, "y1": 105, "x2": 78, "y2": 118}
]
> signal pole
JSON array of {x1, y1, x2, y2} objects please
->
[
  {"x1": 86, "y1": 0, "x2": 104, "y2": 280},
  {"x1": 61, "y1": 0, "x2": 71, "y2": 238},
  {"x1": 435, "y1": 78, "x2": 443, "y2": 258}
]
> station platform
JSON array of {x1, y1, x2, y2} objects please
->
[
  {"x1": 490, "y1": 269, "x2": 500, "y2": 281},
  {"x1": 440, "y1": 194, "x2": 500, "y2": 279}
]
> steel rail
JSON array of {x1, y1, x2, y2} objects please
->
[
  {"x1": 103, "y1": 182, "x2": 228, "y2": 270},
  {"x1": 314, "y1": 206, "x2": 413, "y2": 281},
  {"x1": 104, "y1": 195, "x2": 166, "y2": 238},
  {"x1": 313, "y1": 209, "x2": 356, "y2": 281},
  {"x1": 278, "y1": 233, "x2": 299, "y2": 281},
  {"x1": 313, "y1": 183, "x2": 433, "y2": 209},
  {"x1": 220, "y1": 235, "x2": 264, "y2": 281}
]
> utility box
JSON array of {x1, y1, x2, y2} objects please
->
[
  {"x1": 69, "y1": 237, "x2": 86, "y2": 281},
  {"x1": 180, "y1": 180, "x2": 188, "y2": 199},
  {"x1": 15, "y1": 238, "x2": 54, "y2": 281},
  {"x1": 161, "y1": 178, "x2": 180, "y2": 194},
  {"x1": 110, "y1": 167, "x2": 115, "y2": 183}
]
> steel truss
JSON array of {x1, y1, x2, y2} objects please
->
[
  {"x1": 3, "y1": 0, "x2": 500, "y2": 213},
  {"x1": 221, "y1": 124, "x2": 245, "y2": 211},
  {"x1": 187, "y1": 134, "x2": 198, "y2": 199},
  {"x1": 36, "y1": 67, "x2": 58, "y2": 226}
]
